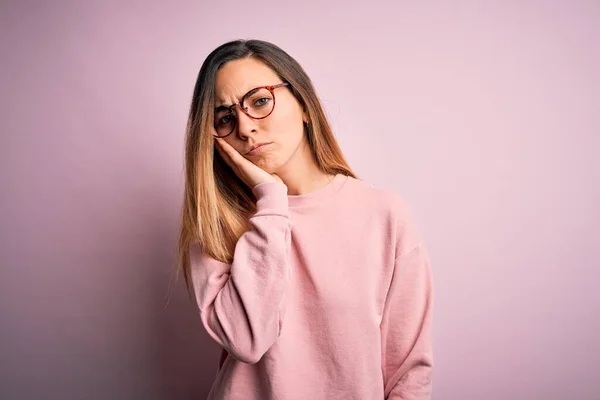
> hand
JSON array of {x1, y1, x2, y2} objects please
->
[{"x1": 214, "y1": 137, "x2": 284, "y2": 188}]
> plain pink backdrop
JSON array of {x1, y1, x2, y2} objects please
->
[{"x1": 1, "y1": 1, "x2": 598, "y2": 399}]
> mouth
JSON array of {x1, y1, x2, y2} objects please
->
[{"x1": 246, "y1": 142, "x2": 273, "y2": 156}]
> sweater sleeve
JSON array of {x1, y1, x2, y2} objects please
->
[
  {"x1": 382, "y1": 242, "x2": 434, "y2": 399},
  {"x1": 189, "y1": 181, "x2": 292, "y2": 364}
]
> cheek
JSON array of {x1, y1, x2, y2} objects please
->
[
  {"x1": 267, "y1": 106, "x2": 304, "y2": 141},
  {"x1": 268, "y1": 120, "x2": 303, "y2": 158}
]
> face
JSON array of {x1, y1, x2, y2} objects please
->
[{"x1": 213, "y1": 58, "x2": 308, "y2": 173}]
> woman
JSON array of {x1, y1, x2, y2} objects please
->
[{"x1": 177, "y1": 39, "x2": 433, "y2": 399}]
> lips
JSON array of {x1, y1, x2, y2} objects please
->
[{"x1": 246, "y1": 142, "x2": 272, "y2": 155}]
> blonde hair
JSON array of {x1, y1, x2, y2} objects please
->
[{"x1": 174, "y1": 39, "x2": 357, "y2": 299}]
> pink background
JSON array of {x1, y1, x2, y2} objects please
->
[{"x1": 1, "y1": 1, "x2": 598, "y2": 399}]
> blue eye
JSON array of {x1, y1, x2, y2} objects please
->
[
  {"x1": 254, "y1": 97, "x2": 271, "y2": 107},
  {"x1": 218, "y1": 114, "x2": 234, "y2": 126}
]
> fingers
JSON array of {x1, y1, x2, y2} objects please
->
[
  {"x1": 214, "y1": 138, "x2": 234, "y2": 168},
  {"x1": 215, "y1": 138, "x2": 247, "y2": 175},
  {"x1": 214, "y1": 138, "x2": 227, "y2": 161},
  {"x1": 216, "y1": 138, "x2": 243, "y2": 164},
  {"x1": 213, "y1": 138, "x2": 277, "y2": 188}
]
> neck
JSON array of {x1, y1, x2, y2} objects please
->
[{"x1": 275, "y1": 138, "x2": 334, "y2": 196}]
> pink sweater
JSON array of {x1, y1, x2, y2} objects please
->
[{"x1": 190, "y1": 173, "x2": 433, "y2": 399}]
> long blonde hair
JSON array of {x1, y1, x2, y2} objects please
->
[{"x1": 174, "y1": 39, "x2": 357, "y2": 299}]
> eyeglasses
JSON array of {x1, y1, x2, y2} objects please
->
[{"x1": 213, "y1": 82, "x2": 290, "y2": 138}]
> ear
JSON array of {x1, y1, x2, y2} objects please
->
[{"x1": 302, "y1": 110, "x2": 309, "y2": 124}]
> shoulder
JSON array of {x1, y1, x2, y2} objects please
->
[
  {"x1": 343, "y1": 175, "x2": 414, "y2": 217},
  {"x1": 344, "y1": 176, "x2": 424, "y2": 257}
]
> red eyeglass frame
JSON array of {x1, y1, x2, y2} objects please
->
[{"x1": 213, "y1": 82, "x2": 290, "y2": 138}]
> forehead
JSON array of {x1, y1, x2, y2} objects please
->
[{"x1": 214, "y1": 58, "x2": 280, "y2": 105}]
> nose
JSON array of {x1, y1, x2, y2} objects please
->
[{"x1": 234, "y1": 104, "x2": 258, "y2": 140}]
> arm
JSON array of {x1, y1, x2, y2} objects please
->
[
  {"x1": 382, "y1": 242, "x2": 434, "y2": 399},
  {"x1": 189, "y1": 181, "x2": 292, "y2": 364}
]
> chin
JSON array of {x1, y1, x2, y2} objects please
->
[{"x1": 252, "y1": 157, "x2": 285, "y2": 174}]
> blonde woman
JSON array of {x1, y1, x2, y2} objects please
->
[{"x1": 177, "y1": 39, "x2": 433, "y2": 400}]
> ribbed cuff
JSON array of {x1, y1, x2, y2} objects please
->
[{"x1": 252, "y1": 181, "x2": 289, "y2": 217}]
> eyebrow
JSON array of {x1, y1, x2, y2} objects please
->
[
  {"x1": 214, "y1": 104, "x2": 230, "y2": 113},
  {"x1": 214, "y1": 87, "x2": 262, "y2": 112}
]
